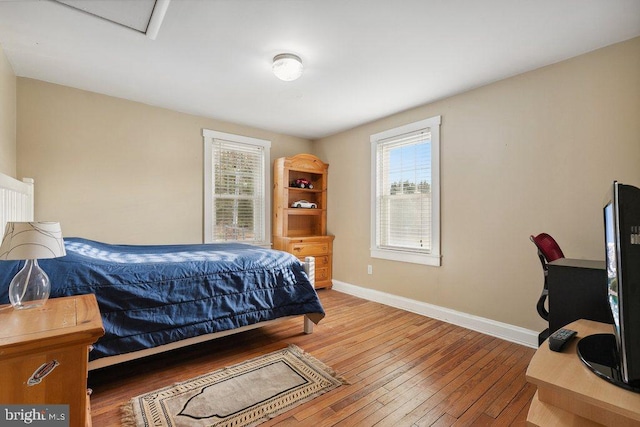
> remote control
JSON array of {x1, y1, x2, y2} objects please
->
[{"x1": 548, "y1": 328, "x2": 577, "y2": 352}]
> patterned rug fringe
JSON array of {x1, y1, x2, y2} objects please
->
[
  {"x1": 286, "y1": 344, "x2": 349, "y2": 385},
  {"x1": 120, "y1": 400, "x2": 136, "y2": 427}
]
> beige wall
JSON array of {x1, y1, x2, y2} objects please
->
[
  {"x1": 0, "y1": 44, "x2": 16, "y2": 176},
  {"x1": 314, "y1": 37, "x2": 640, "y2": 332},
  {"x1": 13, "y1": 37, "x2": 640, "y2": 332},
  {"x1": 16, "y1": 79, "x2": 312, "y2": 244}
]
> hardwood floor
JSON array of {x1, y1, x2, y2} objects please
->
[{"x1": 88, "y1": 289, "x2": 537, "y2": 426}]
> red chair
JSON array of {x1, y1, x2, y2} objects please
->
[{"x1": 530, "y1": 233, "x2": 565, "y2": 323}]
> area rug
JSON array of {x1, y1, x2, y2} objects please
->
[{"x1": 122, "y1": 345, "x2": 345, "y2": 427}]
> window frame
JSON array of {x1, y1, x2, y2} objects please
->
[
  {"x1": 203, "y1": 129, "x2": 271, "y2": 247},
  {"x1": 370, "y1": 115, "x2": 441, "y2": 266}
]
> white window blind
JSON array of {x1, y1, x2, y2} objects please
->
[
  {"x1": 371, "y1": 116, "x2": 441, "y2": 266},
  {"x1": 203, "y1": 130, "x2": 271, "y2": 246},
  {"x1": 376, "y1": 129, "x2": 432, "y2": 251}
]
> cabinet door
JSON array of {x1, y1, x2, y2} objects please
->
[{"x1": 0, "y1": 345, "x2": 88, "y2": 426}]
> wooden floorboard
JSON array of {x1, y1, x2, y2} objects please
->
[{"x1": 88, "y1": 289, "x2": 536, "y2": 426}]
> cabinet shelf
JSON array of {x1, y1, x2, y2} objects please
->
[
  {"x1": 285, "y1": 208, "x2": 325, "y2": 215},
  {"x1": 286, "y1": 186, "x2": 323, "y2": 192}
]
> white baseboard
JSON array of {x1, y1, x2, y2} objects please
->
[{"x1": 331, "y1": 280, "x2": 539, "y2": 349}]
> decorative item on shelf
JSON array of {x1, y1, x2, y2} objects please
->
[
  {"x1": 0, "y1": 222, "x2": 66, "y2": 309},
  {"x1": 291, "y1": 200, "x2": 317, "y2": 209},
  {"x1": 291, "y1": 178, "x2": 313, "y2": 189}
]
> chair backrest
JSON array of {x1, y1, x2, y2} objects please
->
[{"x1": 530, "y1": 233, "x2": 565, "y2": 263}]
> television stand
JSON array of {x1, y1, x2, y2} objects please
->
[
  {"x1": 577, "y1": 333, "x2": 640, "y2": 393},
  {"x1": 526, "y1": 319, "x2": 640, "y2": 426}
]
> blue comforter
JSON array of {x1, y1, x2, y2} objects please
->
[{"x1": 0, "y1": 238, "x2": 325, "y2": 361}]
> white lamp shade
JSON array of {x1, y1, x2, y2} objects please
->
[
  {"x1": 0, "y1": 222, "x2": 66, "y2": 260},
  {"x1": 272, "y1": 53, "x2": 303, "y2": 81}
]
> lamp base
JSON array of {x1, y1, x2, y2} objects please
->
[{"x1": 8, "y1": 259, "x2": 51, "y2": 309}]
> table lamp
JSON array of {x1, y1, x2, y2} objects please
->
[{"x1": 0, "y1": 222, "x2": 66, "y2": 309}]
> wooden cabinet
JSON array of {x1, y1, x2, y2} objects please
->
[
  {"x1": 0, "y1": 294, "x2": 105, "y2": 427},
  {"x1": 273, "y1": 154, "x2": 334, "y2": 288},
  {"x1": 274, "y1": 235, "x2": 334, "y2": 287}
]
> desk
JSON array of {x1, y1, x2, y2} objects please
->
[
  {"x1": 547, "y1": 258, "x2": 612, "y2": 334},
  {"x1": 526, "y1": 319, "x2": 640, "y2": 426}
]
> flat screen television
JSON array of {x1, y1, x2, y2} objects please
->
[{"x1": 578, "y1": 181, "x2": 640, "y2": 391}]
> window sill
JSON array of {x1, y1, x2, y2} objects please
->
[{"x1": 370, "y1": 248, "x2": 441, "y2": 267}]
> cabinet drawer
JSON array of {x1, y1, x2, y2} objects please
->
[
  {"x1": 315, "y1": 267, "x2": 329, "y2": 281},
  {"x1": 298, "y1": 255, "x2": 329, "y2": 266},
  {"x1": 314, "y1": 255, "x2": 330, "y2": 267},
  {"x1": 290, "y1": 242, "x2": 330, "y2": 257}
]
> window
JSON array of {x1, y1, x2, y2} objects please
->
[
  {"x1": 370, "y1": 116, "x2": 441, "y2": 266},
  {"x1": 203, "y1": 130, "x2": 271, "y2": 246}
]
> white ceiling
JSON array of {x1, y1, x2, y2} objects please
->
[{"x1": 0, "y1": 0, "x2": 639, "y2": 140}]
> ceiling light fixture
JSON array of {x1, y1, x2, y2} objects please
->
[{"x1": 272, "y1": 53, "x2": 303, "y2": 81}]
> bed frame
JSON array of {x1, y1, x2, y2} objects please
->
[
  {"x1": 0, "y1": 173, "x2": 34, "y2": 232},
  {"x1": 0, "y1": 172, "x2": 316, "y2": 370}
]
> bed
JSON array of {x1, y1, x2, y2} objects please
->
[{"x1": 0, "y1": 173, "x2": 324, "y2": 370}]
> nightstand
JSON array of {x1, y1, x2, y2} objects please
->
[{"x1": 0, "y1": 294, "x2": 105, "y2": 427}]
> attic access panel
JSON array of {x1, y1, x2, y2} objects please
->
[{"x1": 54, "y1": 0, "x2": 168, "y2": 39}]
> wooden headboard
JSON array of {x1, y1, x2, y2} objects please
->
[{"x1": 0, "y1": 172, "x2": 34, "y2": 233}]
